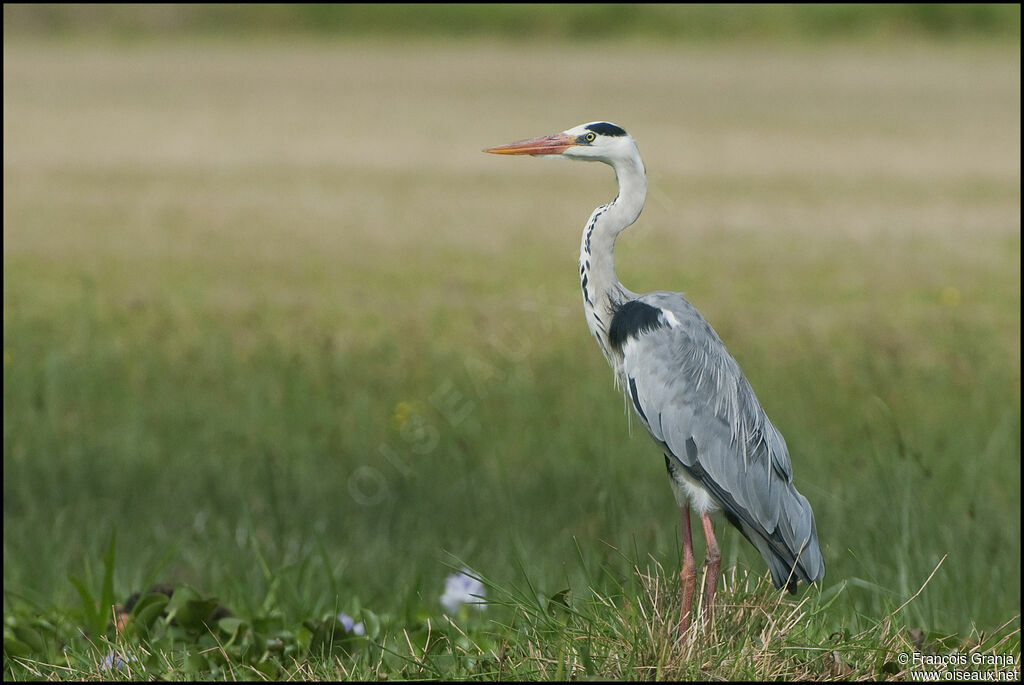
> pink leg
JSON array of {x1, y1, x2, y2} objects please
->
[
  {"x1": 700, "y1": 513, "x2": 721, "y2": 630},
  {"x1": 678, "y1": 506, "x2": 697, "y2": 642}
]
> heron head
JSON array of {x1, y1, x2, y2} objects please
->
[{"x1": 484, "y1": 121, "x2": 637, "y2": 164}]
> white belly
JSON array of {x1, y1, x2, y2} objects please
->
[{"x1": 668, "y1": 467, "x2": 720, "y2": 516}]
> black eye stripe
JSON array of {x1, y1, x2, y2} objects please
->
[{"x1": 584, "y1": 122, "x2": 627, "y2": 137}]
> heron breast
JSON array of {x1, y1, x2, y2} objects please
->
[{"x1": 665, "y1": 456, "x2": 720, "y2": 515}]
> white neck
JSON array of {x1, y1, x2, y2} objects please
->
[{"x1": 579, "y1": 148, "x2": 647, "y2": 359}]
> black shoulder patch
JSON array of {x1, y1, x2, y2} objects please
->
[
  {"x1": 585, "y1": 122, "x2": 627, "y2": 137},
  {"x1": 608, "y1": 300, "x2": 666, "y2": 352}
]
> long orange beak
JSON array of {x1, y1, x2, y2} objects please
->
[{"x1": 483, "y1": 133, "x2": 577, "y2": 156}]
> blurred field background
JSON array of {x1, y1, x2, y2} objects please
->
[{"x1": 3, "y1": 3, "x2": 1020, "y2": 675}]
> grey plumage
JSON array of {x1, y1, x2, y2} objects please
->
[
  {"x1": 485, "y1": 121, "x2": 825, "y2": 634},
  {"x1": 616, "y1": 291, "x2": 825, "y2": 591}
]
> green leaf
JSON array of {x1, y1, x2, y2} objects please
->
[
  {"x1": 296, "y1": 624, "x2": 313, "y2": 654},
  {"x1": 548, "y1": 588, "x2": 572, "y2": 614},
  {"x1": 580, "y1": 635, "x2": 595, "y2": 676},
  {"x1": 361, "y1": 609, "x2": 381, "y2": 640},
  {"x1": 183, "y1": 650, "x2": 208, "y2": 674},
  {"x1": 879, "y1": 661, "x2": 900, "y2": 677},
  {"x1": 144, "y1": 650, "x2": 164, "y2": 672},
  {"x1": 12, "y1": 625, "x2": 46, "y2": 654},
  {"x1": 218, "y1": 617, "x2": 246, "y2": 640},
  {"x1": 129, "y1": 593, "x2": 169, "y2": 636},
  {"x1": 205, "y1": 644, "x2": 229, "y2": 668},
  {"x1": 252, "y1": 658, "x2": 278, "y2": 679},
  {"x1": 3, "y1": 631, "x2": 33, "y2": 658},
  {"x1": 251, "y1": 615, "x2": 284, "y2": 634},
  {"x1": 175, "y1": 598, "x2": 220, "y2": 631},
  {"x1": 162, "y1": 585, "x2": 201, "y2": 626},
  {"x1": 547, "y1": 588, "x2": 573, "y2": 627},
  {"x1": 100, "y1": 532, "x2": 117, "y2": 632},
  {"x1": 69, "y1": 575, "x2": 104, "y2": 638},
  {"x1": 251, "y1": 627, "x2": 267, "y2": 655}
]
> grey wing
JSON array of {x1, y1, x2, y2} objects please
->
[{"x1": 616, "y1": 291, "x2": 825, "y2": 591}]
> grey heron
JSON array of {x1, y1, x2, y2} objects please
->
[{"x1": 484, "y1": 122, "x2": 825, "y2": 639}]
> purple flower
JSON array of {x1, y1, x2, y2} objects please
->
[
  {"x1": 337, "y1": 612, "x2": 366, "y2": 636},
  {"x1": 100, "y1": 649, "x2": 135, "y2": 671},
  {"x1": 441, "y1": 568, "x2": 486, "y2": 615}
]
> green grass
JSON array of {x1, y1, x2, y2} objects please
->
[
  {"x1": 6, "y1": 553, "x2": 1019, "y2": 680},
  {"x1": 3, "y1": 4, "x2": 1020, "y2": 43},
  {"x1": 3, "y1": 35, "x2": 1021, "y2": 680}
]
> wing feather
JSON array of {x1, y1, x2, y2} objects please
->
[{"x1": 614, "y1": 292, "x2": 825, "y2": 589}]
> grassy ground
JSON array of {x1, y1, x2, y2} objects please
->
[
  {"x1": 4, "y1": 4, "x2": 1020, "y2": 42},
  {"x1": 3, "y1": 34, "x2": 1020, "y2": 680}
]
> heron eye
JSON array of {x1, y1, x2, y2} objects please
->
[{"x1": 585, "y1": 132, "x2": 596, "y2": 142}]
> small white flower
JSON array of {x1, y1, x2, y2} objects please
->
[
  {"x1": 440, "y1": 568, "x2": 486, "y2": 615},
  {"x1": 337, "y1": 612, "x2": 365, "y2": 636}
]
